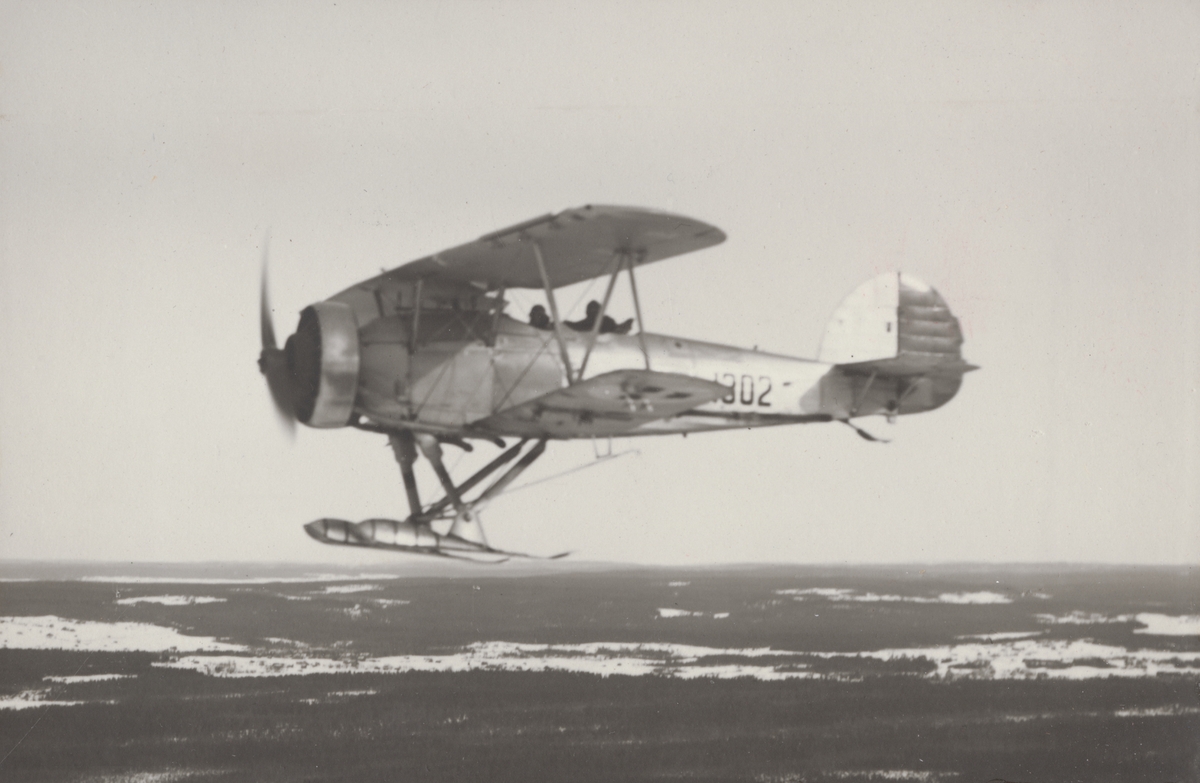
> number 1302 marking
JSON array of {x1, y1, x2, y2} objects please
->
[{"x1": 716, "y1": 373, "x2": 772, "y2": 407}]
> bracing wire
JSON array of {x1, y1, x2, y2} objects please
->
[{"x1": 502, "y1": 448, "x2": 639, "y2": 496}]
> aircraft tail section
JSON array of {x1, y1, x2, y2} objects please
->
[{"x1": 819, "y1": 272, "x2": 976, "y2": 417}]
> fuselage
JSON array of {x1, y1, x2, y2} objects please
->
[{"x1": 356, "y1": 313, "x2": 876, "y2": 439}]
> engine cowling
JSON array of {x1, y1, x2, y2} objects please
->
[{"x1": 285, "y1": 301, "x2": 361, "y2": 428}]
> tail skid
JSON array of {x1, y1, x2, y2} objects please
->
[{"x1": 840, "y1": 419, "x2": 890, "y2": 443}]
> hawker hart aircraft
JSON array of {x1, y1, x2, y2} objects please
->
[{"x1": 258, "y1": 205, "x2": 976, "y2": 561}]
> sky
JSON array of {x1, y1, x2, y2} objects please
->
[{"x1": 1, "y1": 1, "x2": 1197, "y2": 565}]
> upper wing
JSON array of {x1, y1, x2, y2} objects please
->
[
  {"x1": 331, "y1": 205, "x2": 725, "y2": 301},
  {"x1": 472, "y1": 369, "x2": 731, "y2": 438}
]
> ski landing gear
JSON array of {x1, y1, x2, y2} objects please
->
[{"x1": 303, "y1": 432, "x2": 563, "y2": 562}]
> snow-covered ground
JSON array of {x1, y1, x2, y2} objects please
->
[
  {"x1": 828, "y1": 772, "x2": 950, "y2": 782},
  {"x1": 79, "y1": 573, "x2": 402, "y2": 585},
  {"x1": 43, "y1": 674, "x2": 136, "y2": 683},
  {"x1": 1037, "y1": 611, "x2": 1133, "y2": 625},
  {"x1": 298, "y1": 690, "x2": 378, "y2": 705},
  {"x1": 153, "y1": 636, "x2": 1200, "y2": 682},
  {"x1": 1036, "y1": 611, "x2": 1200, "y2": 636},
  {"x1": 656, "y1": 607, "x2": 729, "y2": 619},
  {"x1": 657, "y1": 607, "x2": 702, "y2": 618},
  {"x1": 5, "y1": 608, "x2": 1197, "y2": 682},
  {"x1": 156, "y1": 641, "x2": 812, "y2": 680},
  {"x1": 853, "y1": 637, "x2": 1200, "y2": 679},
  {"x1": 956, "y1": 631, "x2": 1044, "y2": 641},
  {"x1": 0, "y1": 616, "x2": 245, "y2": 652},
  {"x1": 116, "y1": 596, "x2": 227, "y2": 606},
  {"x1": 1131, "y1": 613, "x2": 1200, "y2": 636},
  {"x1": 776, "y1": 588, "x2": 1013, "y2": 605},
  {"x1": 0, "y1": 690, "x2": 87, "y2": 710}
]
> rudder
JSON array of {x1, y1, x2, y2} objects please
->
[{"x1": 819, "y1": 272, "x2": 976, "y2": 417}]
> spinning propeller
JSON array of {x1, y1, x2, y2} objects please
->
[{"x1": 257, "y1": 235, "x2": 297, "y2": 436}]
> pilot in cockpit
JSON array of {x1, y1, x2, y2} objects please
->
[
  {"x1": 566, "y1": 301, "x2": 634, "y2": 335},
  {"x1": 528, "y1": 304, "x2": 552, "y2": 330},
  {"x1": 608, "y1": 313, "x2": 634, "y2": 335}
]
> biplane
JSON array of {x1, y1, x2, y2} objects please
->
[{"x1": 258, "y1": 206, "x2": 976, "y2": 561}]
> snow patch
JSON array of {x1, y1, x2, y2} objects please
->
[
  {"x1": 264, "y1": 637, "x2": 307, "y2": 647},
  {"x1": 1113, "y1": 705, "x2": 1200, "y2": 718},
  {"x1": 316, "y1": 584, "x2": 381, "y2": 595},
  {"x1": 0, "y1": 616, "x2": 246, "y2": 652},
  {"x1": 1132, "y1": 613, "x2": 1200, "y2": 636},
  {"x1": 43, "y1": 674, "x2": 136, "y2": 684},
  {"x1": 81, "y1": 573, "x2": 401, "y2": 585},
  {"x1": 0, "y1": 690, "x2": 85, "y2": 710},
  {"x1": 777, "y1": 588, "x2": 854, "y2": 599},
  {"x1": 956, "y1": 631, "x2": 1044, "y2": 642},
  {"x1": 936, "y1": 592, "x2": 1011, "y2": 604},
  {"x1": 1035, "y1": 610, "x2": 1200, "y2": 633},
  {"x1": 1036, "y1": 611, "x2": 1133, "y2": 625},
  {"x1": 151, "y1": 632, "x2": 1200, "y2": 683},
  {"x1": 68, "y1": 769, "x2": 224, "y2": 782},
  {"x1": 829, "y1": 772, "x2": 949, "y2": 782},
  {"x1": 116, "y1": 596, "x2": 226, "y2": 606},
  {"x1": 300, "y1": 689, "x2": 378, "y2": 704},
  {"x1": 658, "y1": 608, "x2": 730, "y2": 619},
  {"x1": 849, "y1": 638, "x2": 1200, "y2": 680},
  {"x1": 776, "y1": 588, "x2": 1011, "y2": 605},
  {"x1": 159, "y1": 635, "x2": 1200, "y2": 682},
  {"x1": 158, "y1": 641, "x2": 809, "y2": 680},
  {"x1": 657, "y1": 608, "x2": 701, "y2": 618}
]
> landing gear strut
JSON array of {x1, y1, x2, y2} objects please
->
[{"x1": 304, "y1": 432, "x2": 561, "y2": 561}]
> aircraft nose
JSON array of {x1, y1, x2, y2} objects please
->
[
  {"x1": 304, "y1": 518, "x2": 361, "y2": 544},
  {"x1": 303, "y1": 520, "x2": 329, "y2": 542}
]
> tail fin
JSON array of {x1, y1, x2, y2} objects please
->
[{"x1": 820, "y1": 273, "x2": 976, "y2": 417}]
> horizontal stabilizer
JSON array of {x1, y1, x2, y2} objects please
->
[{"x1": 474, "y1": 370, "x2": 730, "y2": 438}]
